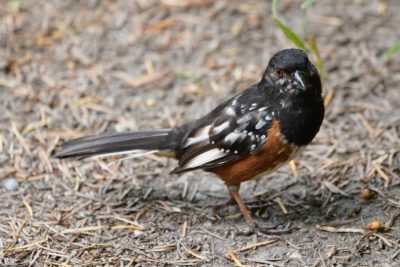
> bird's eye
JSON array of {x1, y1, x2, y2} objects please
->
[{"x1": 275, "y1": 68, "x2": 284, "y2": 77}]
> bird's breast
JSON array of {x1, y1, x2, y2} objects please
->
[
  {"x1": 278, "y1": 98, "x2": 324, "y2": 146},
  {"x1": 212, "y1": 120, "x2": 304, "y2": 185}
]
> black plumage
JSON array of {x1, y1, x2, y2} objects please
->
[{"x1": 54, "y1": 49, "x2": 325, "y2": 234}]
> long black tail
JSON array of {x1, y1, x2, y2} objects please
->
[{"x1": 54, "y1": 129, "x2": 175, "y2": 159}]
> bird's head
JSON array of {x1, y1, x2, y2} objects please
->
[{"x1": 261, "y1": 49, "x2": 322, "y2": 98}]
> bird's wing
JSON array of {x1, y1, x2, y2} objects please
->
[{"x1": 173, "y1": 88, "x2": 275, "y2": 173}]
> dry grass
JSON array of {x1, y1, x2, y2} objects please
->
[{"x1": 0, "y1": 0, "x2": 399, "y2": 266}]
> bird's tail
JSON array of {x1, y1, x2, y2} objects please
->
[{"x1": 54, "y1": 129, "x2": 176, "y2": 159}]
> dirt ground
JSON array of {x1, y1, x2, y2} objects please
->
[{"x1": 1, "y1": 0, "x2": 400, "y2": 266}]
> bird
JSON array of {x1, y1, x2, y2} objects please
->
[{"x1": 54, "y1": 48, "x2": 325, "y2": 234}]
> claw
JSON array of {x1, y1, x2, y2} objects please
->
[{"x1": 220, "y1": 184, "x2": 296, "y2": 236}]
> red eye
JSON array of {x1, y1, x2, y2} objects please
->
[{"x1": 275, "y1": 68, "x2": 283, "y2": 77}]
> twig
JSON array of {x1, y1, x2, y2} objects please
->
[
  {"x1": 12, "y1": 122, "x2": 32, "y2": 156},
  {"x1": 111, "y1": 225, "x2": 145, "y2": 231},
  {"x1": 386, "y1": 210, "x2": 400, "y2": 228},
  {"x1": 5, "y1": 236, "x2": 48, "y2": 252},
  {"x1": 227, "y1": 248, "x2": 244, "y2": 267},
  {"x1": 28, "y1": 248, "x2": 42, "y2": 267},
  {"x1": 238, "y1": 239, "x2": 278, "y2": 252},
  {"x1": 23, "y1": 198, "x2": 34, "y2": 218},
  {"x1": 274, "y1": 197, "x2": 288, "y2": 214},
  {"x1": 198, "y1": 227, "x2": 226, "y2": 240},
  {"x1": 289, "y1": 160, "x2": 298, "y2": 177},
  {"x1": 181, "y1": 220, "x2": 187, "y2": 237},
  {"x1": 316, "y1": 225, "x2": 364, "y2": 234},
  {"x1": 374, "y1": 164, "x2": 391, "y2": 183},
  {"x1": 181, "y1": 242, "x2": 208, "y2": 261},
  {"x1": 322, "y1": 180, "x2": 350, "y2": 197}
]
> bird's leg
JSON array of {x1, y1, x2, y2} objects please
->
[
  {"x1": 227, "y1": 184, "x2": 257, "y2": 226},
  {"x1": 227, "y1": 184, "x2": 293, "y2": 235},
  {"x1": 210, "y1": 184, "x2": 240, "y2": 212}
]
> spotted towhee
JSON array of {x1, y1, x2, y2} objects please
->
[{"x1": 55, "y1": 49, "x2": 325, "y2": 234}]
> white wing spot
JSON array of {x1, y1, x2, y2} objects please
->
[
  {"x1": 255, "y1": 119, "x2": 267, "y2": 130},
  {"x1": 232, "y1": 96, "x2": 239, "y2": 106},
  {"x1": 234, "y1": 150, "x2": 238, "y2": 154},
  {"x1": 249, "y1": 106, "x2": 256, "y2": 111},
  {"x1": 250, "y1": 144, "x2": 256, "y2": 151},
  {"x1": 258, "y1": 107, "x2": 268, "y2": 111},
  {"x1": 265, "y1": 114, "x2": 272, "y2": 121},
  {"x1": 184, "y1": 148, "x2": 225, "y2": 169},
  {"x1": 225, "y1": 106, "x2": 236, "y2": 116},
  {"x1": 224, "y1": 132, "x2": 241, "y2": 144},
  {"x1": 213, "y1": 121, "x2": 229, "y2": 135},
  {"x1": 237, "y1": 114, "x2": 252, "y2": 124},
  {"x1": 261, "y1": 135, "x2": 266, "y2": 140},
  {"x1": 252, "y1": 103, "x2": 257, "y2": 106},
  {"x1": 184, "y1": 125, "x2": 211, "y2": 147}
]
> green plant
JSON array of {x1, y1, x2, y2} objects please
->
[
  {"x1": 383, "y1": 42, "x2": 400, "y2": 60},
  {"x1": 301, "y1": 0, "x2": 317, "y2": 10},
  {"x1": 9, "y1": 0, "x2": 21, "y2": 12},
  {"x1": 271, "y1": 0, "x2": 324, "y2": 79}
]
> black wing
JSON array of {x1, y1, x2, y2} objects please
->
[{"x1": 173, "y1": 86, "x2": 275, "y2": 173}]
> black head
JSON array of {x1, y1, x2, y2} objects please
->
[{"x1": 261, "y1": 49, "x2": 322, "y2": 98}]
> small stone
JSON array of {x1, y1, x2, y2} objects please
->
[{"x1": 3, "y1": 178, "x2": 19, "y2": 191}]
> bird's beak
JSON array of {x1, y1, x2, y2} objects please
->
[{"x1": 293, "y1": 70, "x2": 306, "y2": 90}]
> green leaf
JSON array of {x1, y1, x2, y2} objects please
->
[
  {"x1": 383, "y1": 42, "x2": 400, "y2": 60},
  {"x1": 274, "y1": 18, "x2": 307, "y2": 51},
  {"x1": 272, "y1": 0, "x2": 307, "y2": 51},
  {"x1": 272, "y1": 0, "x2": 278, "y2": 19},
  {"x1": 301, "y1": 0, "x2": 316, "y2": 9},
  {"x1": 9, "y1": 0, "x2": 21, "y2": 12}
]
